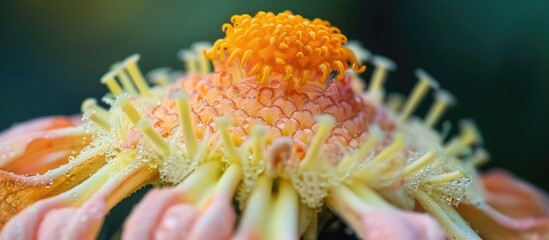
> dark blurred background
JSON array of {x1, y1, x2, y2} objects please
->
[{"x1": 1, "y1": 0, "x2": 547, "y2": 211}]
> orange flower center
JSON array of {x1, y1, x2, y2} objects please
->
[{"x1": 206, "y1": 11, "x2": 365, "y2": 87}]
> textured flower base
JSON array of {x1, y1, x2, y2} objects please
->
[{"x1": 0, "y1": 11, "x2": 548, "y2": 240}]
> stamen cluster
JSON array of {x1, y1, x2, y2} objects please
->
[{"x1": 206, "y1": 11, "x2": 365, "y2": 86}]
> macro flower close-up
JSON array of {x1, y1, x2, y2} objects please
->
[{"x1": 1, "y1": 2, "x2": 549, "y2": 240}]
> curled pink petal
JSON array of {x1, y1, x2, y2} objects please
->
[
  {"x1": 0, "y1": 115, "x2": 80, "y2": 144},
  {"x1": 36, "y1": 208, "x2": 74, "y2": 240},
  {"x1": 358, "y1": 208, "x2": 445, "y2": 240},
  {"x1": 482, "y1": 169, "x2": 549, "y2": 218},
  {"x1": 56, "y1": 194, "x2": 107, "y2": 240},
  {"x1": 0, "y1": 115, "x2": 88, "y2": 175},
  {"x1": 123, "y1": 188, "x2": 185, "y2": 240},
  {"x1": 154, "y1": 204, "x2": 200, "y2": 240},
  {"x1": 1, "y1": 193, "x2": 107, "y2": 240},
  {"x1": 37, "y1": 195, "x2": 106, "y2": 240},
  {"x1": 458, "y1": 203, "x2": 549, "y2": 240},
  {"x1": 187, "y1": 194, "x2": 236, "y2": 240},
  {"x1": 452, "y1": 169, "x2": 549, "y2": 239},
  {"x1": 0, "y1": 196, "x2": 70, "y2": 240}
]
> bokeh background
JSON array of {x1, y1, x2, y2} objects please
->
[{"x1": 1, "y1": 0, "x2": 548, "y2": 238}]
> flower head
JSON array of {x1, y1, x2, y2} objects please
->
[{"x1": 0, "y1": 11, "x2": 548, "y2": 240}]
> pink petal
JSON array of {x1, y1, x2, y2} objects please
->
[
  {"x1": 37, "y1": 195, "x2": 105, "y2": 240},
  {"x1": 358, "y1": 208, "x2": 445, "y2": 240},
  {"x1": 458, "y1": 203, "x2": 549, "y2": 240},
  {"x1": 187, "y1": 194, "x2": 236, "y2": 240},
  {"x1": 36, "y1": 208, "x2": 74, "y2": 239},
  {"x1": 0, "y1": 115, "x2": 87, "y2": 175},
  {"x1": 0, "y1": 152, "x2": 105, "y2": 227},
  {"x1": 0, "y1": 116, "x2": 80, "y2": 144},
  {"x1": 154, "y1": 204, "x2": 200, "y2": 240},
  {"x1": 0, "y1": 196, "x2": 70, "y2": 240},
  {"x1": 482, "y1": 169, "x2": 549, "y2": 218},
  {"x1": 453, "y1": 169, "x2": 549, "y2": 239},
  {"x1": 1, "y1": 193, "x2": 107, "y2": 240},
  {"x1": 123, "y1": 188, "x2": 185, "y2": 240}
]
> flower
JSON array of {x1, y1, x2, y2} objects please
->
[{"x1": 1, "y1": 11, "x2": 548, "y2": 239}]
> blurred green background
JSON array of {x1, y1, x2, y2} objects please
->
[{"x1": 0, "y1": 0, "x2": 547, "y2": 199}]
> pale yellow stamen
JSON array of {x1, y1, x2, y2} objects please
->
[
  {"x1": 425, "y1": 89, "x2": 456, "y2": 127},
  {"x1": 147, "y1": 67, "x2": 171, "y2": 87},
  {"x1": 337, "y1": 126, "x2": 383, "y2": 175},
  {"x1": 83, "y1": 111, "x2": 111, "y2": 131},
  {"x1": 100, "y1": 72, "x2": 123, "y2": 96},
  {"x1": 178, "y1": 50, "x2": 198, "y2": 73},
  {"x1": 137, "y1": 118, "x2": 170, "y2": 154},
  {"x1": 250, "y1": 125, "x2": 267, "y2": 166},
  {"x1": 357, "y1": 134, "x2": 406, "y2": 183},
  {"x1": 349, "y1": 183, "x2": 394, "y2": 209},
  {"x1": 444, "y1": 120, "x2": 482, "y2": 156},
  {"x1": 213, "y1": 164, "x2": 243, "y2": 197},
  {"x1": 124, "y1": 54, "x2": 152, "y2": 97},
  {"x1": 270, "y1": 179, "x2": 299, "y2": 240},
  {"x1": 386, "y1": 93, "x2": 405, "y2": 112},
  {"x1": 400, "y1": 68, "x2": 440, "y2": 122},
  {"x1": 178, "y1": 161, "x2": 223, "y2": 203},
  {"x1": 235, "y1": 175, "x2": 273, "y2": 239},
  {"x1": 105, "y1": 163, "x2": 154, "y2": 210},
  {"x1": 192, "y1": 42, "x2": 212, "y2": 74},
  {"x1": 402, "y1": 151, "x2": 437, "y2": 179},
  {"x1": 112, "y1": 63, "x2": 138, "y2": 95},
  {"x1": 327, "y1": 184, "x2": 373, "y2": 235},
  {"x1": 415, "y1": 190, "x2": 481, "y2": 240},
  {"x1": 215, "y1": 117, "x2": 242, "y2": 164},
  {"x1": 68, "y1": 150, "x2": 137, "y2": 205},
  {"x1": 194, "y1": 132, "x2": 218, "y2": 166},
  {"x1": 424, "y1": 170, "x2": 465, "y2": 185},
  {"x1": 81, "y1": 98, "x2": 109, "y2": 118},
  {"x1": 300, "y1": 115, "x2": 336, "y2": 170},
  {"x1": 172, "y1": 91, "x2": 199, "y2": 156},
  {"x1": 365, "y1": 134, "x2": 405, "y2": 168},
  {"x1": 472, "y1": 148, "x2": 490, "y2": 166},
  {"x1": 368, "y1": 55, "x2": 396, "y2": 103},
  {"x1": 118, "y1": 97, "x2": 141, "y2": 125}
]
